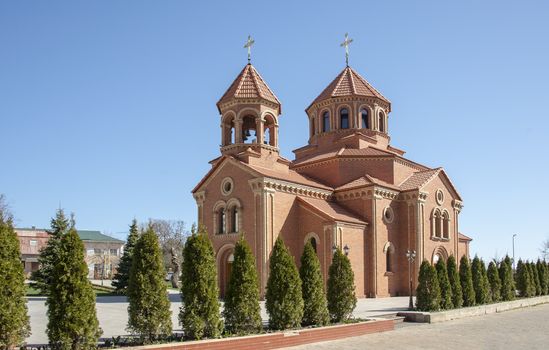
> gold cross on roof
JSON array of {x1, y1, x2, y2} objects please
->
[
  {"x1": 340, "y1": 33, "x2": 353, "y2": 67},
  {"x1": 244, "y1": 35, "x2": 255, "y2": 64}
]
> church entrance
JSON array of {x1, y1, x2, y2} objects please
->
[{"x1": 218, "y1": 246, "x2": 234, "y2": 298}]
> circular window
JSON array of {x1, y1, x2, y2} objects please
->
[
  {"x1": 436, "y1": 189, "x2": 444, "y2": 205},
  {"x1": 383, "y1": 207, "x2": 394, "y2": 223},
  {"x1": 221, "y1": 178, "x2": 234, "y2": 196}
]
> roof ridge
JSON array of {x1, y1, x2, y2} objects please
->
[{"x1": 348, "y1": 67, "x2": 357, "y2": 95}]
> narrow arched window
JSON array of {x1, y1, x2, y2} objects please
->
[
  {"x1": 386, "y1": 250, "x2": 392, "y2": 272},
  {"x1": 442, "y1": 212, "x2": 449, "y2": 239},
  {"x1": 310, "y1": 237, "x2": 317, "y2": 253},
  {"x1": 231, "y1": 207, "x2": 238, "y2": 233},
  {"x1": 322, "y1": 111, "x2": 330, "y2": 132},
  {"x1": 218, "y1": 209, "x2": 226, "y2": 234},
  {"x1": 340, "y1": 108, "x2": 349, "y2": 129},
  {"x1": 361, "y1": 109, "x2": 369, "y2": 129},
  {"x1": 434, "y1": 211, "x2": 441, "y2": 238},
  {"x1": 378, "y1": 112, "x2": 385, "y2": 132}
]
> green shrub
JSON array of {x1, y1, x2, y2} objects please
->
[
  {"x1": 266, "y1": 237, "x2": 304, "y2": 330},
  {"x1": 127, "y1": 225, "x2": 172, "y2": 342},
  {"x1": 515, "y1": 259, "x2": 533, "y2": 297},
  {"x1": 0, "y1": 212, "x2": 31, "y2": 348},
  {"x1": 47, "y1": 226, "x2": 102, "y2": 349},
  {"x1": 447, "y1": 255, "x2": 463, "y2": 308},
  {"x1": 537, "y1": 259, "x2": 548, "y2": 295},
  {"x1": 179, "y1": 226, "x2": 222, "y2": 339},
  {"x1": 416, "y1": 260, "x2": 440, "y2": 311},
  {"x1": 459, "y1": 256, "x2": 476, "y2": 306},
  {"x1": 472, "y1": 256, "x2": 491, "y2": 304},
  {"x1": 327, "y1": 248, "x2": 357, "y2": 322},
  {"x1": 299, "y1": 240, "x2": 329, "y2": 327},
  {"x1": 435, "y1": 259, "x2": 453, "y2": 309},
  {"x1": 531, "y1": 261, "x2": 542, "y2": 296},
  {"x1": 487, "y1": 261, "x2": 501, "y2": 302},
  {"x1": 112, "y1": 219, "x2": 140, "y2": 294},
  {"x1": 222, "y1": 236, "x2": 262, "y2": 335}
]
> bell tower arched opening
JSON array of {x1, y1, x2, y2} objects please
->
[{"x1": 242, "y1": 115, "x2": 257, "y2": 144}]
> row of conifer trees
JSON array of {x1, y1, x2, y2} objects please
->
[{"x1": 416, "y1": 255, "x2": 549, "y2": 312}]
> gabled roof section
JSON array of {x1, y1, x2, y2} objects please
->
[
  {"x1": 399, "y1": 167, "x2": 462, "y2": 201},
  {"x1": 217, "y1": 64, "x2": 281, "y2": 112},
  {"x1": 297, "y1": 197, "x2": 367, "y2": 225},
  {"x1": 336, "y1": 174, "x2": 400, "y2": 191},
  {"x1": 308, "y1": 66, "x2": 390, "y2": 109},
  {"x1": 459, "y1": 233, "x2": 473, "y2": 242},
  {"x1": 78, "y1": 230, "x2": 124, "y2": 243}
]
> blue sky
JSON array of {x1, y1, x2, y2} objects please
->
[{"x1": 1, "y1": 1, "x2": 548, "y2": 261}]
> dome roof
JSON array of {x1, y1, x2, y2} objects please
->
[
  {"x1": 308, "y1": 66, "x2": 390, "y2": 110},
  {"x1": 217, "y1": 64, "x2": 281, "y2": 112}
]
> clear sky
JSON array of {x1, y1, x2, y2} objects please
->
[{"x1": 1, "y1": 1, "x2": 548, "y2": 262}]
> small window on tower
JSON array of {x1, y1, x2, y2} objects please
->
[
  {"x1": 361, "y1": 109, "x2": 369, "y2": 129},
  {"x1": 322, "y1": 111, "x2": 330, "y2": 132},
  {"x1": 340, "y1": 108, "x2": 349, "y2": 129}
]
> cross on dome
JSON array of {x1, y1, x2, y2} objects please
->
[
  {"x1": 244, "y1": 35, "x2": 255, "y2": 64},
  {"x1": 340, "y1": 33, "x2": 353, "y2": 67}
]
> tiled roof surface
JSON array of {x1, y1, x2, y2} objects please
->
[
  {"x1": 218, "y1": 64, "x2": 281, "y2": 106},
  {"x1": 336, "y1": 174, "x2": 399, "y2": 191},
  {"x1": 459, "y1": 233, "x2": 473, "y2": 241},
  {"x1": 244, "y1": 162, "x2": 333, "y2": 190},
  {"x1": 298, "y1": 197, "x2": 366, "y2": 225},
  {"x1": 292, "y1": 146, "x2": 394, "y2": 167},
  {"x1": 399, "y1": 168, "x2": 441, "y2": 191},
  {"x1": 310, "y1": 66, "x2": 390, "y2": 106}
]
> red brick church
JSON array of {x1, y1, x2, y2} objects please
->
[{"x1": 192, "y1": 46, "x2": 471, "y2": 298}]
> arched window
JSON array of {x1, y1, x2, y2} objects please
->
[
  {"x1": 386, "y1": 250, "x2": 392, "y2": 272},
  {"x1": 378, "y1": 111, "x2": 386, "y2": 133},
  {"x1": 322, "y1": 111, "x2": 330, "y2": 132},
  {"x1": 442, "y1": 211, "x2": 450, "y2": 239},
  {"x1": 434, "y1": 210, "x2": 442, "y2": 238},
  {"x1": 310, "y1": 237, "x2": 317, "y2": 253},
  {"x1": 242, "y1": 115, "x2": 257, "y2": 144},
  {"x1": 361, "y1": 109, "x2": 369, "y2": 129},
  {"x1": 218, "y1": 209, "x2": 226, "y2": 235},
  {"x1": 231, "y1": 207, "x2": 239, "y2": 233},
  {"x1": 340, "y1": 108, "x2": 349, "y2": 129}
]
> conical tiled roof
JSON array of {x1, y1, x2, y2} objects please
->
[
  {"x1": 308, "y1": 66, "x2": 390, "y2": 108},
  {"x1": 217, "y1": 64, "x2": 281, "y2": 110}
]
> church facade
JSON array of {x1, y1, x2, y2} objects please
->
[{"x1": 192, "y1": 61, "x2": 471, "y2": 298}]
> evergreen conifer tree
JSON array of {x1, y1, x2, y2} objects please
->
[
  {"x1": 179, "y1": 225, "x2": 222, "y2": 339},
  {"x1": 472, "y1": 257, "x2": 491, "y2": 304},
  {"x1": 446, "y1": 255, "x2": 463, "y2": 308},
  {"x1": 531, "y1": 261, "x2": 542, "y2": 296},
  {"x1": 127, "y1": 225, "x2": 172, "y2": 342},
  {"x1": 459, "y1": 256, "x2": 476, "y2": 306},
  {"x1": 31, "y1": 209, "x2": 70, "y2": 295},
  {"x1": 435, "y1": 259, "x2": 453, "y2": 309},
  {"x1": 499, "y1": 255, "x2": 515, "y2": 301},
  {"x1": 515, "y1": 259, "x2": 532, "y2": 297},
  {"x1": 416, "y1": 261, "x2": 441, "y2": 311},
  {"x1": 299, "y1": 240, "x2": 329, "y2": 326},
  {"x1": 327, "y1": 248, "x2": 357, "y2": 323},
  {"x1": 526, "y1": 262, "x2": 537, "y2": 297},
  {"x1": 487, "y1": 261, "x2": 501, "y2": 302},
  {"x1": 47, "y1": 226, "x2": 102, "y2": 349},
  {"x1": 537, "y1": 259, "x2": 548, "y2": 295},
  {"x1": 222, "y1": 236, "x2": 262, "y2": 335},
  {"x1": 0, "y1": 212, "x2": 31, "y2": 348},
  {"x1": 112, "y1": 219, "x2": 140, "y2": 294},
  {"x1": 265, "y1": 237, "x2": 304, "y2": 329}
]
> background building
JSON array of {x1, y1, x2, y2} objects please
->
[{"x1": 16, "y1": 227, "x2": 124, "y2": 279}]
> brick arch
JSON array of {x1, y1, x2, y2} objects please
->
[{"x1": 216, "y1": 243, "x2": 235, "y2": 298}]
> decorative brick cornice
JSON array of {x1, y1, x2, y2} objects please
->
[
  {"x1": 335, "y1": 186, "x2": 399, "y2": 202},
  {"x1": 249, "y1": 178, "x2": 332, "y2": 199},
  {"x1": 452, "y1": 199, "x2": 464, "y2": 213}
]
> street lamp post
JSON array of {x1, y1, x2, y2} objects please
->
[
  {"x1": 512, "y1": 234, "x2": 517, "y2": 270},
  {"x1": 406, "y1": 250, "x2": 416, "y2": 310}
]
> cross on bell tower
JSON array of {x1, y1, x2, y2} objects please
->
[
  {"x1": 340, "y1": 33, "x2": 353, "y2": 67},
  {"x1": 244, "y1": 35, "x2": 255, "y2": 64}
]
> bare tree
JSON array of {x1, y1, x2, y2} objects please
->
[
  {"x1": 541, "y1": 238, "x2": 549, "y2": 261},
  {"x1": 148, "y1": 219, "x2": 189, "y2": 273},
  {"x1": 0, "y1": 194, "x2": 12, "y2": 220}
]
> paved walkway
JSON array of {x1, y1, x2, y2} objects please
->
[
  {"x1": 25, "y1": 295, "x2": 410, "y2": 345},
  {"x1": 284, "y1": 303, "x2": 549, "y2": 350}
]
